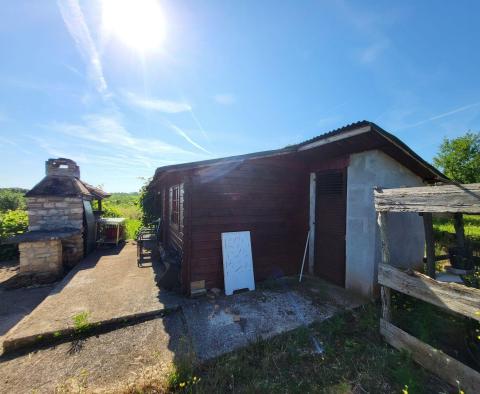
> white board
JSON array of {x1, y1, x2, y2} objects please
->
[{"x1": 221, "y1": 231, "x2": 255, "y2": 295}]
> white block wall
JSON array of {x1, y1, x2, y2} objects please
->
[{"x1": 345, "y1": 150, "x2": 426, "y2": 297}]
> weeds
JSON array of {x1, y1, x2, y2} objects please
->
[
  {"x1": 176, "y1": 305, "x2": 448, "y2": 393},
  {"x1": 72, "y1": 311, "x2": 92, "y2": 333}
]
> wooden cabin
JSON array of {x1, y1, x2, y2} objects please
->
[{"x1": 147, "y1": 121, "x2": 446, "y2": 298}]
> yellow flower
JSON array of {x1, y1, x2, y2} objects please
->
[
  {"x1": 459, "y1": 390, "x2": 465, "y2": 394},
  {"x1": 475, "y1": 311, "x2": 480, "y2": 316},
  {"x1": 179, "y1": 382, "x2": 186, "y2": 388},
  {"x1": 403, "y1": 385, "x2": 409, "y2": 394}
]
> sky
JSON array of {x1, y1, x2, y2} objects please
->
[{"x1": 0, "y1": 0, "x2": 479, "y2": 192}]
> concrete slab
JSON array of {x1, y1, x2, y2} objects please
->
[
  {"x1": 0, "y1": 285, "x2": 53, "y2": 339},
  {"x1": 0, "y1": 274, "x2": 365, "y2": 392},
  {"x1": 2, "y1": 242, "x2": 189, "y2": 353},
  {"x1": 0, "y1": 313, "x2": 189, "y2": 394},
  {"x1": 184, "y1": 289, "x2": 338, "y2": 361}
]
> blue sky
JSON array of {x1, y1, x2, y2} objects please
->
[{"x1": 1, "y1": 0, "x2": 479, "y2": 192}]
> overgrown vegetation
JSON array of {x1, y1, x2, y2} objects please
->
[
  {"x1": 0, "y1": 188, "x2": 27, "y2": 211},
  {"x1": 95, "y1": 192, "x2": 142, "y2": 239},
  {"x1": 0, "y1": 188, "x2": 28, "y2": 260},
  {"x1": 127, "y1": 305, "x2": 450, "y2": 394},
  {"x1": 139, "y1": 179, "x2": 161, "y2": 225}
]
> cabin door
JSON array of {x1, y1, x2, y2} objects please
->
[{"x1": 314, "y1": 169, "x2": 346, "y2": 287}]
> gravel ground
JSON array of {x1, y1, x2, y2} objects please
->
[{"x1": 0, "y1": 313, "x2": 190, "y2": 393}]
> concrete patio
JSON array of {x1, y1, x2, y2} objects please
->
[
  {"x1": 1, "y1": 242, "x2": 188, "y2": 353},
  {"x1": 0, "y1": 240, "x2": 367, "y2": 392}
]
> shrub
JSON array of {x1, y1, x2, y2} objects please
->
[
  {"x1": 0, "y1": 209, "x2": 28, "y2": 260},
  {"x1": 0, "y1": 189, "x2": 26, "y2": 212}
]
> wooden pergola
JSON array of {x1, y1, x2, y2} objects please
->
[{"x1": 374, "y1": 183, "x2": 480, "y2": 393}]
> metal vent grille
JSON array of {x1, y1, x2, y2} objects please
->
[{"x1": 316, "y1": 172, "x2": 344, "y2": 195}]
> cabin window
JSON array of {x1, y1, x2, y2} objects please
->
[{"x1": 170, "y1": 185, "x2": 180, "y2": 225}]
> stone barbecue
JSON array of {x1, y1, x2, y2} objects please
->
[{"x1": 8, "y1": 158, "x2": 110, "y2": 283}]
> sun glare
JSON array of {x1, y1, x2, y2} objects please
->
[{"x1": 102, "y1": 0, "x2": 166, "y2": 52}]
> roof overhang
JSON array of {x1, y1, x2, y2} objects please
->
[{"x1": 152, "y1": 121, "x2": 447, "y2": 183}]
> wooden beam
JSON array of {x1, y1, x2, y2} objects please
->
[
  {"x1": 454, "y1": 213, "x2": 466, "y2": 249},
  {"x1": 378, "y1": 264, "x2": 480, "y2": 321},
  {"x1": 422, "y1": 213, "x2": 436, "y2": 278},
  {"x1": 380, "y1": 319, "x2": 480, "y2": 394},
  {"x1": 377, "y1": 211, "x2": 392, "y2": 321},
  {"x1": 374, "y1": 183, "x2": 480, "y2": 213}
]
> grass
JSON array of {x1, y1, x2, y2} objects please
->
[
  {"x1": 126, "y1": 305, "x2": 450, "y2": 394},
  {"x1": 433, "y1": 214, "x2": 480, "y2": 254}
]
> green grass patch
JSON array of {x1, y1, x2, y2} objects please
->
[
  {"x1": 128, "y1": 305, "x2": 450, "y2": 394},
  {"x1": 433, "y1": 214, "x2": 480, "y2": 253}
]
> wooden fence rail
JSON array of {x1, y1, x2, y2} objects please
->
[
  {"x1": 380, "y1": 319, "x2": 480, "y2": 394},
  {"x1": 378, "y1": 264, "x2": 480, "y2": 322}
]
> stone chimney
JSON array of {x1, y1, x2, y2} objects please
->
[
  {"x1": 45, "y1": 158, "x2": 80, "y2": 178},
  {"x1": 10, "y1": 158, "x2": 109, "y2": 284}
]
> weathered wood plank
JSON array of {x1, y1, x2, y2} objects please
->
[
  {"x1": 378, "y1": 264, "x2": 480, "y2": 321},
  {"x1": 377, "y1": 212, "x2": 392, "y2": 321},
  {"x1": 374, "y1": 183, "x2": 480, "y2": 213},
  {"x1": 380, "y1": 319, "x2": 480, "y2": 393},
  {"x1": 423, "y1": 213, "x2": 436, "y2": 278}
]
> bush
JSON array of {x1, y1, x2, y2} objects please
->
[
  {"x1": 0, "y1": 189, "x2": 26, "y2": 212},
  {"x1": 99, "y1": 201, "x2": 123, "y2": 218},
  {"x1": 0, "y1": 209, "x2": 28, "y2": 260}
]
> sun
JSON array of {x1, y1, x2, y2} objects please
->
[{"x1": 102, "y1": 0, "x2": 166, "y2": 52}]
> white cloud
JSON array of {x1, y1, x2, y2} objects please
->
[
  {"x1": 398, "y1": 101, "x2": 480, "y2": 130},
  {"x1": 57, "y1": 0, "x2": 108, "y2": 96},
  {"x1": 50, "y1": 114, "x2": 193, "y2": 156},
  {"x1": 165, "y1": 121, "x2": 211, "y2": 154},
  {"x1": 213, "y1": 93, "x2": 236, "y2": 105},
  {"x1": 123, "y1": 91, "x2": 192, "y2": 113}
]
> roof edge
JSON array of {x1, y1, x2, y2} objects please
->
[{"x1": 152, "y1": 120, "x2": 446, "y2": 182}]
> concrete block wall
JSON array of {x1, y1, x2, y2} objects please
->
[
  {"x1": 345, "y1": 150, "x2": 425, "y2": 297},
  {"x1": 27, "y1": 197, "x2": 83, "y2": 231},
  {"x1": 19, "y1": 239, "x2": 63, "y2": 276}
]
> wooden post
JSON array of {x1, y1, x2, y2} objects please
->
[
  {"x1": 377, "y1": 211, "x2": 391, "y2": 321},
  {"x1": 454, "y1": 213, "x2": 466, "y2": 249},
  {"x1": 422, "y1": 213, "x2": 436, "y2": 279}
]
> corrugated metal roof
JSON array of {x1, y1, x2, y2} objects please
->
[{"x1": 153, "y1": 120, "x2": 446, "y2": 181}]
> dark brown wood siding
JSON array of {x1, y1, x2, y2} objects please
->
[{"x1": 188, "y1": 155, "x2": 309, "y2": 289}]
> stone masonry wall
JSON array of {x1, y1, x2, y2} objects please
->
[
  {"x1": 62, "y1": 233, "x2": 84, "y2": 268},
  {"x1": 19, "y1": 239, "x2": 63, "y2": 275},
  {"x1": 27, "y1": 196, "x2": 83, "y2": 231}
]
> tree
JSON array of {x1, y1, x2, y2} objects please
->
[
  {"x1": 433, "y1": 132, "x2": 480, "y2": 183},
  {"x1": 0, "y1": 189, "x2": 26, "y2": 212}
]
